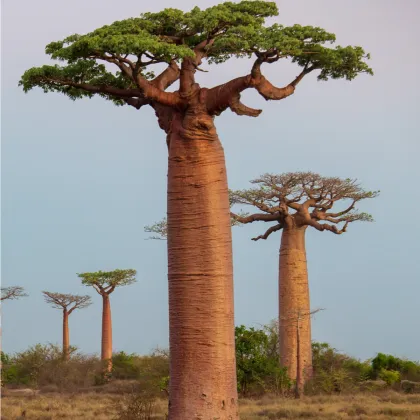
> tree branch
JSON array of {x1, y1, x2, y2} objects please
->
[
  {"x1": 229, "y1": 93, "x2": 262, "y2": 117},
  {"x1": 251, "y1": 60, "x2": 315, "y2": 101},
  {"x1": 124, "y1": 97, "x2": 150, "y2": 109},
  {"x1": 92, "y1": 284, "x2": 102, "y2": 295},
  {"x1": 151, "y1": 60, "x2": 180, "y2": 91},
  {"x1": 205, "y1": 58, "x2": 316, "y2": 116},
  {"x1": 306, "y1": 219, "x2": 348, "y2": 235},
  {"x1": 1, "y1": 286, "x2": 27, "y2": 301},
  {"x1": 326, "y1": 200, "x2": 357, "y2": 218},
  {"x1": 230, "y1": 212, "x2": 281, "y2": 224},
  {"x1": 251, "y1": 223, "x2": 283, "y2": 241},
  {"x1": 38, "y1": 75, "x2": 183, "y2": 109}
]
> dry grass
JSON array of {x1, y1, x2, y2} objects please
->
[{"x1": 1, "y1": 391, "x2": 420, "y2": 419}]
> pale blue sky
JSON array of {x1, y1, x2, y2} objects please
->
[{"x1": 2, "y1": 0, "x2": 419, "y2": 361}]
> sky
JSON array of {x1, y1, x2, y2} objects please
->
[{"x1": 2, "y1": 0, "x2": 419, "y2": 361}]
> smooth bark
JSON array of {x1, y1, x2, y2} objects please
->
[
  {"x1": 279, "y1": 226, "x2": 312, "y2": 392},
  {"x1": 166, "y1": 106, "x2": 238, "y2": 419},
  {"x1": 101, "y1": 294, "x2": 112, "y2": 372},
  {"x1": 62, "y1": 310, "x2": 70, "y2": 361}
]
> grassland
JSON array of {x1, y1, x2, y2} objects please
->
[{"x1": 2, "y1": 391, "x2": 420, "y2": 419}]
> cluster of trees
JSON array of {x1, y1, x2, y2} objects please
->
[
  {"x1": 16, "y1": 1, "x2": 376, "y2": 418},
  {"x1": 2, "y1": 323, "x2": 420, "y2": 397},
  {"x1": 2, "y1": 270, "x2": 137, "y2": 375},
  {"x1": 146, "y1": 172, "x2": 378, "y2": 396}
]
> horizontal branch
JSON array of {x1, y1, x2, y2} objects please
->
[
  {"x1": 326, "y1": 200, "x2": 357, "y2": 218},
  {"x1": 34, "y1": 75, "x2": 183, "y2": 109},
  {"x1": 230, "y1": 212, "x2": 280, "y2": 224},
  {"x1": 307, "y1": 219, "x2": 348, "y2": 235},
  {"x1": 252, "y1": 223, "x2": 283, "y2": 241}
]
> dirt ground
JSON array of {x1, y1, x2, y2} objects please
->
[{"x1": 2, "y1": 391, "x2": 420, "y2": 419}]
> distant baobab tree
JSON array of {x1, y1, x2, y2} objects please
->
[
  {"x1": 20, "y1": 1, "x2": 373, "y2": 415},
  {"x1": 1, "y1": 286, "x2": 28, "y2": 301},
  {"x1": 77, "y1": 269, "x2": 137, "y2": 373},
  {"x1": 230, "y1": 172, "x2": 378, "y2": 390},
  {"x1": 42, "y1": 291, "x2": 92, "y2": 360}
]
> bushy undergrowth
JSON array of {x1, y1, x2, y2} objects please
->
[{"x1": 2, "y1": 322, "x2": 419, "y2": 398}]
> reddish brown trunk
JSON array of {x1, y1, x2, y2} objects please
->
[
  {"x1": 166, "y1": 108, "x2": 238, "y2": 419},
  {"x1": 101, "y1": 294, "x2": 112, "y2": 372},
  {"x1": 62, "y1": 310, "x2": 70, "y2": 361},
  {"x1": 279, "y1": 226, "x2": 312, "y2": 391}
]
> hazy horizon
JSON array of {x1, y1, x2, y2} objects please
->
[{"x1": 2, "y1": 0, "x2": 419, "y2": 362}]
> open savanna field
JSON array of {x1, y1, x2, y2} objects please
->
[{"x1": 2, "y1": 391, "x2": 420, "y2": 420}]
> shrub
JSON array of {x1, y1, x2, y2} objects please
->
[
  {"x1": 379, "y1": 368, "x2": 400, "y2": 386},
  {"x1": 113, "y1": 391, "x2": 157, "y2": 420},
  {"x1": 1, "y1": 344, "x2": 100, "y2": 390},
  {"x1": 235, "y1": 325, "x2": 291, "y2": 397}
]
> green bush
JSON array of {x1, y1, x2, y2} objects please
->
[
  {"x1": 1, "y1": 344, "x2": 100, "y2": 390},
  {"x1": 3, "y1": 324, "x2": 420, "y2": 398},
  {"x1": 112, "y1": 352, "x2": 140, "y2": 380},
  {"x1": 379, "y1": 368, "x2": 400, "y2": 385},
  {"x1": 235, "y1": 325, "x2": 291, "y2": 397},
  {"x1": 371, "y1": 353, "x2": 420, "y2": 382}
]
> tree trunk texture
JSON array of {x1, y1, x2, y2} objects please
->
[
  {"x1": 279, "y1": 226, "x2": 312, "y2": 392},
  {"x1": 101, "y1": 294, "x2": 112, "y2": 372},
  {"x1": 166, "y1": 108, "x2": 238, "y2": 419},
  {"x1": 62, "y1": 310, "x2": 70, "y2": 361}
]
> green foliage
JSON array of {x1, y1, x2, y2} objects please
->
[
  {"x1": 379, "y1": 368, "x2": 401, "y2": 386},
  {"x1": 308, "y1": 342, "x2": 373, "y2": 394},
  {"x1": 3, "y1": 331, "x2": 420, "y2": 397},
  {"x1": 20, "y1": 1, "x2": 372, "y2": 103},
  {"x1": 112, "y1": 352, "x2": 141, "y2": 380},
  {"x1": 1, "y1": 344, "x2": 99, "y2": 390},
  {"x1": 371, "y1": 353, "x2": 420, "y2": 382},
  {"x1": 144, "y1": 218, "x2": 168, "y2": 240},
  {"x1": 78, "y1": 269, "x2": 137, "y2": 289},
  {"x1": 235, "y1": 325, "x2": 291, "y2": 396}
]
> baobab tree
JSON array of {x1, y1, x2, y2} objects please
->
[
  {"x1": 1, "y1": 286, "x2": 28, "y2": 301},
  {"x1": 77, "y1": 269, "x2": 136, "y2": 372},
  {"x1": 42, "y1": 291, "x2": 92, "y2": 360},
  {"x1": 280, "y1": 308, "x2": 323, "y2": 397},
  {"x1": 230, "y1": 172, "x2": 378, "y2": 392},
  {"x1": 20, "y1": 2, "x2": 372, "y2": 417}
]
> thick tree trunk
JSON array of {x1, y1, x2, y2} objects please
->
[
  {"x1": 101, "y1": 294, "x2": 112, "y2": 372},
  {"x1": 166, "y1": 110, "x2": 238, "y2": 419},
  {"x1": 279, "y1": 226, "x2": 312, "y2": 393},
  {"x1": 62, "y1": 310, "x2": 70, "y2": 361}
]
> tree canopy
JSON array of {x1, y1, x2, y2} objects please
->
[
  {"x1": 19, "y1": 1, "x2": 372, "y2": 115},
  {"x1": 78, "y1": 269, "x2": 137, "y2": 295},
  {"x1": 145, "y1": 218, "x2": 168, "y2": 240},
  {"x1": 1, "y1": 286, "x2": 28, "y2": 301},
  {"x1": 230, "y1": 172, "x2": 379, "y2": 239},
  {"x1": 42, "y1": 291, "x2": 92, "y2": 313}
]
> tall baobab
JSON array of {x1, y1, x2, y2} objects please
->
[
  {"x1": 77, "y1": 269, "x2": 136, "y2": 372},
  {"x1": 20, "y1": 3, "x2": 372, "y2": 417},
  {"x1": 1, "y1": 286, "x2": 28, "y2": 301},
  {"x1": 230, "y1": 172, "x2": 378, "y2": 392},
  {"x1": 42, "y1": 291, "x2": 92, "y2": 360}
]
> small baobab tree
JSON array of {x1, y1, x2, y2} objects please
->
[
  {"x1": 42, "y1": 291, "x2": 92, "y2": 360},
  {"x1": 20, "y1": 2, "x2": 372, "y2": 416},
  {"x1": 77, "y1": 269, "x2": 137, "y2": 372},
  {"x1": 1, "y1": 286, "x2": 28, "y2": 301},
  {"x1": 230, "y1": 172, "x2": 378, "y2": 391}
]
